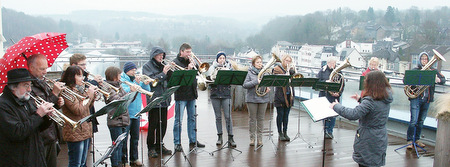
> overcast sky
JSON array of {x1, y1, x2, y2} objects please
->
[{"x1": 2, "y1": 0, "x2": 448, "y2": 20}]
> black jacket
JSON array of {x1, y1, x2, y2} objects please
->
[
  {"x1": 142, "y1": 46, "x2": 172, "y2": 107},
  {"x1": 317, "y1": 65, "x2": 342, "y2": 103},
  {"x1": 0, "y1": 86, "x2": 50, "y2": 167},
  {"x1": 172, "y1": 54, "x2": 198, "y2": 101},
  {"x1": 31, "y1": 78, "x2": 59, "y2": 145}
]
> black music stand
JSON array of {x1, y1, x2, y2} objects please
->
[
  {"x1": 309, "y1": 82, "x2": 339, "y2": 167},
  {"x1": 164, "y1": 70, "x2": 196, "y2": 167},
  {"x1": 209, "y1": 70, "x2": 247, "y2": 160},
  {"x1": 77, "y1": 99, "x2": 127, "y2": 126},
  {"x1": 285, "y1": 78, "x2": 318, "y2": 148},
  {"x1": 395, "y1": 70, "x2": 436, "y2": 158},
  {"x1": 254, "y1": 75, "x2": 290, "y2": 153},
  {"x1": 93, "y1": 132, "x2": 128, "y2": 167}
]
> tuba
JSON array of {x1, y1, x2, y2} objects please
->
[
  {"x1": 328, "y1": 58, "x2": 352, "y2": 94},
  {"x1": 29, "y1": 93, "x2": 79, "y2": 129},
  {"x1": 404, "y1": 49, "x2": 446, "y2": 98},
  {"x1": 255, "y1": 53, "x2": 282, "y2": 97}
]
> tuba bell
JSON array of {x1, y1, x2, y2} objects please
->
[
  {"x1": 404, "y1": 49, "x2": 446, "y2": 98},
  {"x1": 255, "y1": 53, "x2": 282, "y2": 97},
  {"x1": 328, "y1": 58, "x2": 352, "y2": 94}
]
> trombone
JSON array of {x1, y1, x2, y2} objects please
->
[
  {"x1": 82, "y1": 81, "x2": 111, "y2": 100},
  {"x1": 83, "y1": 69, "x2": 120, "y2": 93},
  {"x1": 122, "y1": 81, "x2": 154, "y2": 97},
  {"x1": 45, "y1": 77, "x2": 89, "y2": 106},
  {"x1": 28, "y1": 93, "x2": 79, "y2": 129},
  {"x1": 189, "y1": 53, "x2": 210, "y2": 73},
  {"x1": 136, "y1": 74, "x2": 158, "y2": 87}
]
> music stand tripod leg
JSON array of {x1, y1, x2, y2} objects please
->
[{"x1": 187, "y1": 103, "x2": 210, "y2": 155}]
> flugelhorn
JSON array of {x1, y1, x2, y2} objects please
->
[
  {"x1": 122, "y1": 81, "x2": 154, "y2": 97},
  {"x1": 28, "y1": 93, "x2": 79, "y2": 129},
  {"x1": 83, "y1": 81, "x2": 110, "y2": 100},
  {"x1": 161, "y1": 59, "x2": 186, "y2": 71},
  {"x1": 83, "y1": 69, "x2": 120, "y2": 93},
  {"x1": 45, "y1": 77, "x2": 89, "y2": 106},
  {"x1": 136, "y1": 74, "x2": 158, "y2": 87}
]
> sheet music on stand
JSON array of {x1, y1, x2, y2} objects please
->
[{"x1": 301, "y1": 97, "x2": 338, "y2": 122}]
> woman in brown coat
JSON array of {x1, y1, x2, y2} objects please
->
[{"x1": 60, "y1": 65, "x2": 96, "y2": 167}]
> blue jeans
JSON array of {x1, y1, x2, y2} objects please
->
[
  {"x1": 276, "y1": 107, "x2": 291, "y2": 133},
  {"x1": 407, "y1": 98, "x2": 430, "y2": 141},
  {"x1": 108, "y1": 126, "x2": 127, "y2": 166},
  {"x1": 123, "y1": 118, "x2": 140, "y2": 162},
  {"x1": 324, "y1": 117, "x2": 336, "y2": 134},
  {"x1": 173, "y1": 100, "x2": 196, "y2": 144},
  {"x1": 67, "y1": 138, "x2": 91, "y2": 167}
]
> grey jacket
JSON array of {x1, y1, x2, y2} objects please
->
[
  {"x1": 243, "y1": 66, "x2": 270, "y2": 103},
  {"x1": 332, "y1": 89, "x2": 393, "y2": 167},
  {"x1": 105, "y1": 80, "x2": 130, "y2": 127}
]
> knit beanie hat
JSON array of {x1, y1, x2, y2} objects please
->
[
  {"x1": 123, "y1": 62, "x2": 137, "y2": 73},
  {"x1": 216, "y1": 52, "x2": 226, "y2": 61}
]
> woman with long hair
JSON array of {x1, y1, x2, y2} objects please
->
[
  {"x1": 60, "y1": 65, "x2": 97, "y2": 167},
  {"x1": 330, "y1": 71, "x2": 393, "y2": 167},
  {"x1": 243, "y1": 55, "x2": 270, "y2": 146}
]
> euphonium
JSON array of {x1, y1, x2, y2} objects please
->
[
  {"x1": 328, "y1": 58, "x2": 352, "y2": 94},
  {"x1": 256, "y1": 53, "x2": 282, "y2": 97},
  {"x1": 404, "y1": 49, "x2": 446, "y2": 98},
  {"x1": 136, "y1": 74, "x2": 158, "y2": 87},
  {"x1": 122, "y1": 81, "x2": 154, "y2": 97},
  {"x1": 28, "y1": 93, "x2": 79, "y2": 129},
  {"x1": 45, "y1": 77, "x2": 89, "y2": 106}
]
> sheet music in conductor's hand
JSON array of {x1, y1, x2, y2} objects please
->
[{"x1": 301, "y1": 97, "x2": 338, "y2": 122}]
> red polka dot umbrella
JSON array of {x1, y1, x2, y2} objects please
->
[{"x1": 0, "y1": 32, "x2": 68, "y2": 93}]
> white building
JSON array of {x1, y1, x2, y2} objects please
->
[{"x1": 336, "y1": 40, "x2": 373, "y2": 55}]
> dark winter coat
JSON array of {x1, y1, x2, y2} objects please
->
[
  {"x1": 243, "y1": 65, "x2": 270, "y2": 103},
  {"x1": 142, "y1": 46, "x2": 172, "y2": 107},
  {"x1": 207, "y1": 61, "x2": 231, "y2": 99},
  {"x1": 172, "y1": 53, "x2": 198, "y2": 101},
  {"x1": 105, "y1": 80, "x2": 130, "y2": 127},
  {"x1": 332, "y1": 89, "x2": 393, "y2": 167},
  {"x1": 0, "y1": 86, "x2": 50, "y2": 167},
  {"x1": 317, "y1": 65, "x2": 342, "y2": 103},
  {"x1": 31, "y1": 78, "x2": 59, "y2": 145}
]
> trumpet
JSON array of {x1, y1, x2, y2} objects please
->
[
  {"x1": 161, "y1": 59, "x2": 186, "y2": 71},
  {"x1": 83, "y1": 81, "x2": 110, "y2": 100},
  {"x1": 122, "y1": 81, "x2": 154, "y2": 97},
  {"x1": 83, "y1": 69, "x2": 120, "y2": 93},
  {"x1": 28, "y1": 93, "x2": 79, "y2": 129},
  {"x1": 45, "y1": 77, "x2": 89, "y2": 106},
  {"x1": 136, "y1": 74, "x2": 158, "y2": 87}
]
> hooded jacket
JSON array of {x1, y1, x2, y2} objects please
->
[
  {"x1": 142, "y1": 46, "x2": 171, "y2": 108},
  {"x1": 0, "y1": 86, "x2": 49, "y2": 167},
  {"x1": 243, "y1": 65, "x2": 270, "y2": 103},
  {"x1": 333, "y1": 89, "x2": 393, "y2": 167},
  {"x1": 408, "y1": 63, "x2": 446, "y2": 102},
  {"x1": 120, "y1": 72, "x2": 150, "y2": 119},
  {"x1": 172, "y1": 53, "x2": 198, "y2": 101}
]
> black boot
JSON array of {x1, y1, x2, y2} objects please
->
[
  {"x1": 228, "y1": 135, "x2": 237, "y2": 147},
  {"x1": 284, "y1": 131, "x2": 290, "y2": 141},
  {"x1": 216, "y1": 134, "x2": 223, "y2": 145}
]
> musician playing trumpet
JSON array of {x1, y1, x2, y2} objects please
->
[
  {"x1": 27, "y1": 54, "x2": 65, "y2": 167},
  {"x1": 142, "y1": 46, "x2": 173, "y2": 157},
  {"x1": 272, "y1": 55, "x2": 296, "y2": 142},
  {"x1": 60, "y1": 66, "x2": 97, "y2": 167},
  {"x1": 0, "y1": 68, "x2": 54, "y2": 166},
  {"x1": 405, "y1": 52, "x2": 446, "y2": 149},
  {"x1": 206, "y1": 52, "x2": 236, "y2": 147},
  {"x1": 120, "y1": 62, "x2": 149, "y2": 166}
]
